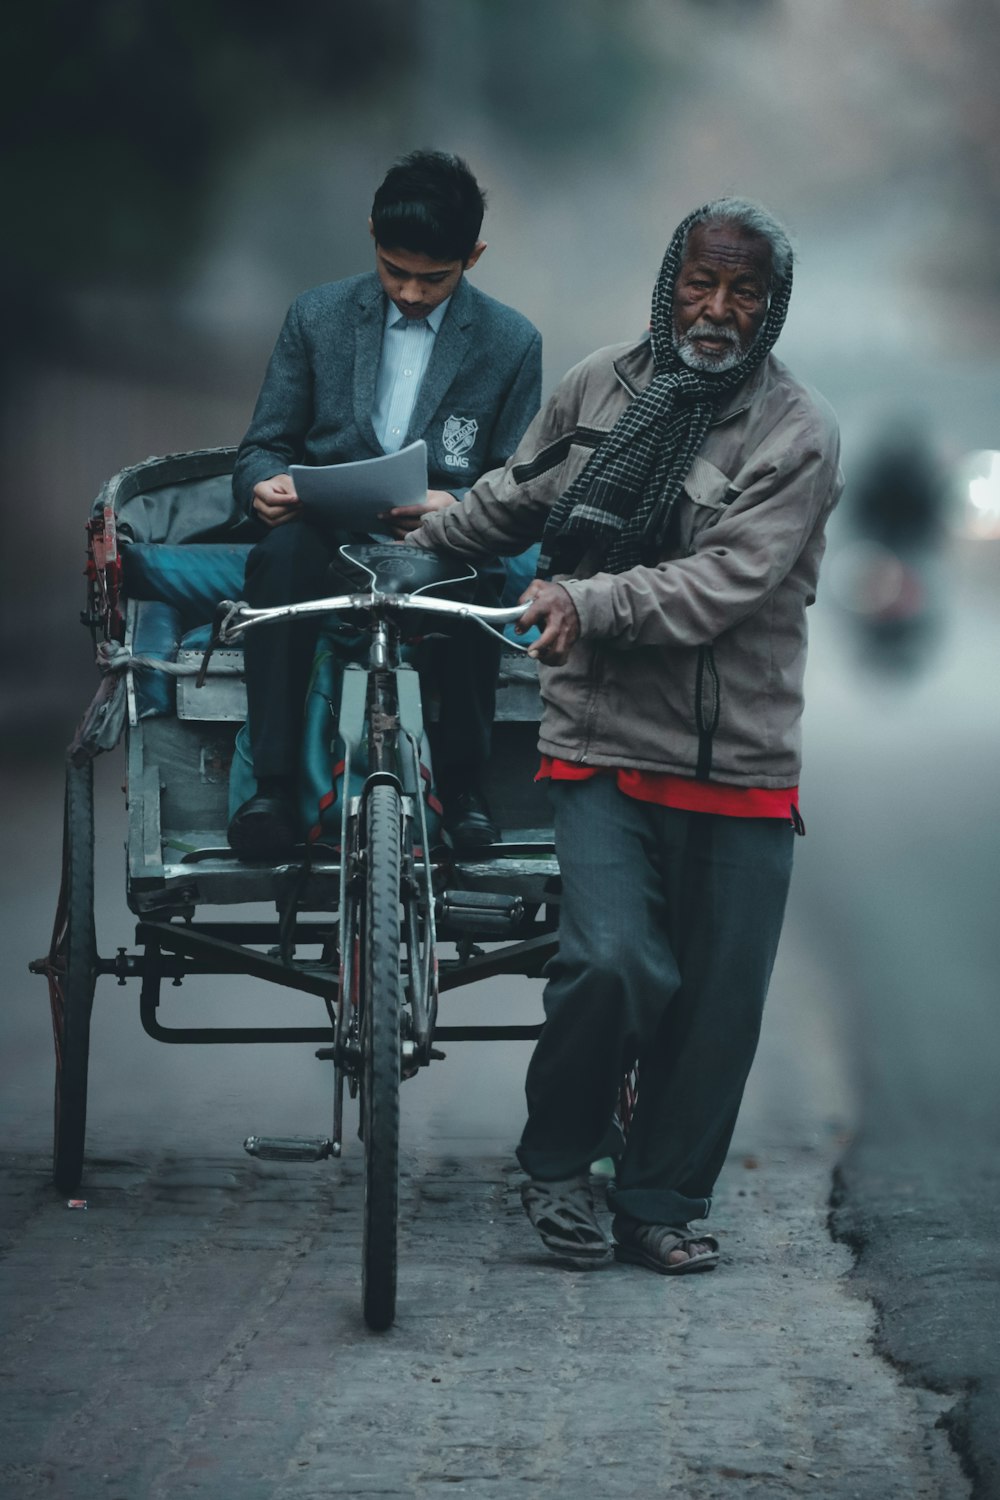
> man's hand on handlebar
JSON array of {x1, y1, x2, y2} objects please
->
[
  {"x1": 252, "y1": 474, "x2": 302, "y2": 528},
  {"x1": 381, "y1": 489, "x2": 457, "y2": 539},
  {"x1": 516, "y1": 580, "x2": 580, "y2": 666}
]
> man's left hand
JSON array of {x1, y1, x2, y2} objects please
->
[
  {"x1": 381, "y1": 489, "x2": 456, "y2": 539},
  {"x1": 517, "y1": 580, "x2": 580, "y2": 665}
]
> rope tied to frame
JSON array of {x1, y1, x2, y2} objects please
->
[
  {"x1": 67, "y1": 636, "x2": 242, "y2": 767},
  {"x1": 96, "y1": 639, "x2": 205, "y2": 678}
]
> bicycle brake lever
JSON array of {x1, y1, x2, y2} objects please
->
[{"x1": 468, "y1": 614, "x2": 530, "y2": 652}]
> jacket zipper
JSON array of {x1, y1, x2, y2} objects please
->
[
  {"x1": 577, "y1": 649, "x2": 604, "y2": 761},
  {"x1": 694, "y1": 644, "x2": 720, "y2": 780}
]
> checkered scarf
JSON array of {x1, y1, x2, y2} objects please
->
[{"x1": 537, "y1": 205, "x2": 793, "y2": 578}]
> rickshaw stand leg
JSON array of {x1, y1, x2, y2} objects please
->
[{"x1": 331, "y1": 1063, "x2": 345, "y2": 1157}]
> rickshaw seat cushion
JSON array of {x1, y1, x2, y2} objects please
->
[
  {"x1": 122, "y1": 539, "x2": 540, "y2": 644},
  {"x1": 122, "y1": 543, "x2": 252, "y2": 627},
  {"x1": 179, "y1": 623, "x2": 214, "y2": 652}
]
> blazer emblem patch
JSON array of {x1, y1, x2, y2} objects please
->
[{"x1": 443, "y1": 414, "x2": 478, "y2": 469}]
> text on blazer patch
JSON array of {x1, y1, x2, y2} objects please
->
[{"x1": 442, "y1": 414, "x2": 478, "y2": 468}]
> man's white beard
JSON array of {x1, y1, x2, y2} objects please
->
[{"x1": 672, "y1": 323, "x2": 744, "y2": 373}]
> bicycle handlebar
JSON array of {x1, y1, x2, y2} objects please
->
[{"x1": 214, "y1": 592, "x2": 530, "y2": 648}]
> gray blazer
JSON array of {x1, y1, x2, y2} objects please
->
[{"x1": 233, "y1": 271, "x2": 542, "y2": 514}]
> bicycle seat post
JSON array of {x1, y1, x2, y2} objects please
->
[{"x1": 369, "y1": 614, "x2": 390, "y2": 671}]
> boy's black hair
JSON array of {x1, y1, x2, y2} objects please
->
[{"x1": 371, "y1": 150, "x2": 486, "y2": 264}]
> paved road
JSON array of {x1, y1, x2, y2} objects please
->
[
  {"x1": 798, "y1": 543, "x2": 1000, "y2": 1500},
  {"x1": 0, "y1": 894, "x2": 964, "y2": 1498},
  {"x1": 2, "y1": 540, "x2": 997, "y2": 1498}
]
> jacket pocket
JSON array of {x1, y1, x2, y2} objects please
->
[{"x1": 680, "y1": 456, "x2": 738, "y2": 550}]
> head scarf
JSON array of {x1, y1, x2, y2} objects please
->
[{"x1": 537, "y1": 203, "x2": 793, "y2": 578}]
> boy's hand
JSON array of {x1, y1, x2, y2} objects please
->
[
  {"x1": 252, "y1": 475, "x2": 301, "y2": 527},
  {"x1": 381, "y1": 489, "x2": 456, "y2": 539}
]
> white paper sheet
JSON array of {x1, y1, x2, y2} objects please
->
[{"x1": 290, "y1": 440, "x2": 428, "y2": 532}]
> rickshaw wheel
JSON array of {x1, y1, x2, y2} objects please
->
[
  {"x1": 49, "y1": 759, "x2": 98, "y2": 1193},
  {"x1": 360, "y1": 783, "x2": 402, "y2": 1332}
]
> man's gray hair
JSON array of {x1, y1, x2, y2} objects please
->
[{"x1": 683, "y1": 197, "x2": 794, "y2": 289}]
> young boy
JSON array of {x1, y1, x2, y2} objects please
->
[{"x1": 228, "y1": 150, "x2": 542, "y2": 859}]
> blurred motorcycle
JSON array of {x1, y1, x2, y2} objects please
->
[{"x1": 828, "y1": 418, "x2": 949, "y2": 675}]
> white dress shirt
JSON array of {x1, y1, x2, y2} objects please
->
[{"x1": 371, "y1": 295, "x2": 452, "y2": 453}]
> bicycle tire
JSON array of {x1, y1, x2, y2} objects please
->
[
  {"x1": 49, "y1": 760, "x2": 98, "y2": 1192},
  {"x1": 361, "y1": 782, "x2": 402, "y2": 1331}
]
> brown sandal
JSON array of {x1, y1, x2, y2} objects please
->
[
  {"x1": 613, "y1": 1221, "x2": 720, "y2": 1275},
  {"x1": 521, "y1": 1175, "x2": 614, "y2": 1268}
]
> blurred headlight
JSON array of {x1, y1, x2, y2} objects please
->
[{"x1": 957, "y1": 449, "x2": 1000, "y2": 539}]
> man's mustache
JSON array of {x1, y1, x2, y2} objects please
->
[{"x1": 681, "y1": 323, "x2": 742, "y2": 348}]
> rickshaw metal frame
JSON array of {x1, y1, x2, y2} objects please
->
[{"x1": 31, "y1": 446, "x2": 565, "y2": 1329}]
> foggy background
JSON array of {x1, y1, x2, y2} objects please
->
[{"x1": 3, "y1": 1, "x2": 999, "y2": 1194}]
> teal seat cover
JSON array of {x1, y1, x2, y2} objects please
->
[{"x1": 123, "y1": 543, "x2": 251, "y2": 627}]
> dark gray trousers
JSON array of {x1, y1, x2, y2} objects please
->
[{"x1": 516, "y1": 776, "x2": 794, "y2": 1226}]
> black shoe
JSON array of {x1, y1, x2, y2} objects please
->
[
  {"x1": 227, "y1": 791, "x2": 297, "y2": 861},
  {"x1": 444, "y1": 787, "x2": 500, "y2": 852}
]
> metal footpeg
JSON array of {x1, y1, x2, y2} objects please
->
[
  {"x1": 436, "y1": 890, "x2": 524, "y2": 935},
  {"x1": 243, "y1": 1135, "x2": 333, "y2": 1162}
]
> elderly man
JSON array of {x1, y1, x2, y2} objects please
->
[{"x1": 408, "y1": 198, "x2": 842, "y2": 1273}]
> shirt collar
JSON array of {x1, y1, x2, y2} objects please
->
[{"x1": 384, "y1": 293, "x2": 452, "y2": 334}]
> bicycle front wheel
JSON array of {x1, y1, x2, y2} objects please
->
[{"x1": 360, "y1": 782, "x2": 402, "y2": 1331}]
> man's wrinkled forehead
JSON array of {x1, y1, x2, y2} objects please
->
[{"x1": 678, "y1": 220, "x2": 773, "y2": 281}]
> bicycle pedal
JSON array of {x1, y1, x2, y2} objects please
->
[
  {"x1": 436, "y1": 889, "x2": 524, "y2": 934},
  {"x1": 243, "y1": 1135, "x2": 333, "y2": 1163}
]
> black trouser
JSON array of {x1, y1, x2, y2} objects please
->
[
  {"x1": 242, "y1": 519, "x2": 501, "y2": 789},
  {"x1": 516, "y1": 776, "x2": 794, "y2": 1225}
]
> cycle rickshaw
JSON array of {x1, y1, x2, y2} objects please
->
[{"x1": 31, "y1": 446, "x2": 575, "y2": 1331}]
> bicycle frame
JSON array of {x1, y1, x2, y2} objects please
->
[{"x1": 215, "y1": 545, "x2": 531, "y2": 1158}]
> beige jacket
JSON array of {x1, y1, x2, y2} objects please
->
[{"x1": 410, "y1": 335, "x2": 842, "y2": 787}]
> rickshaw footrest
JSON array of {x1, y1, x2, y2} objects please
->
[{"x1": 243, "y1": 1135, "x2": 333, "y2": 1163}]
